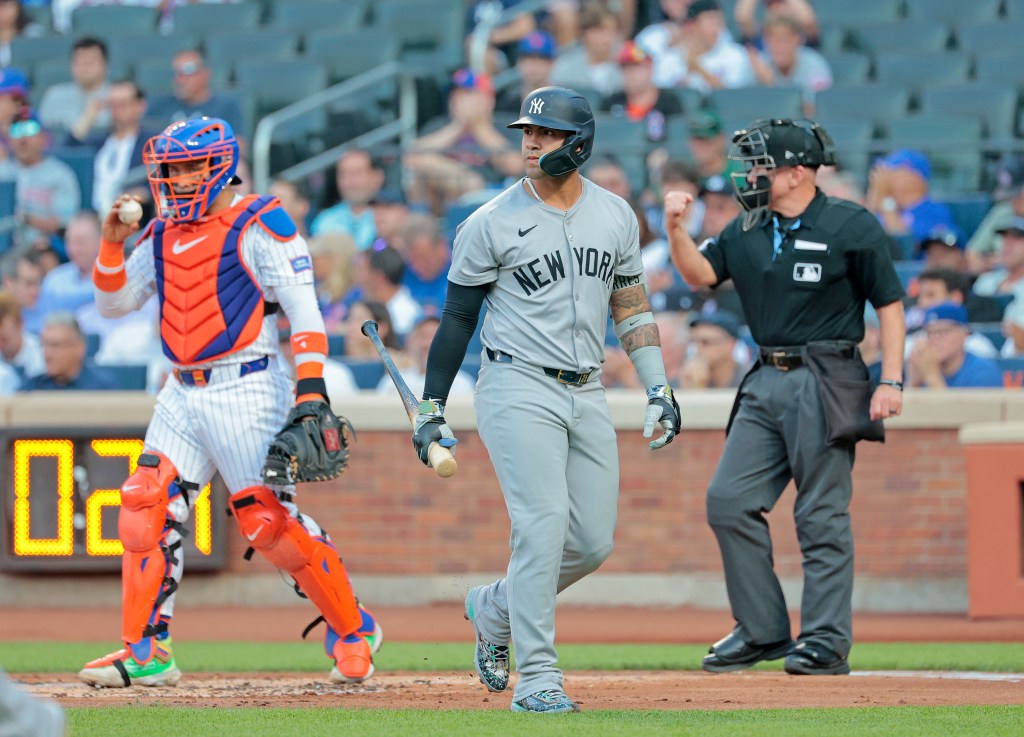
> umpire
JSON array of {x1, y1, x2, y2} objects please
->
[{"x1": 667, "y1": 119, "x2": 906, "y2": 675}]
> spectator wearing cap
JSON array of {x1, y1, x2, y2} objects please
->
[
  {"x1": 494, "y1": 30, "x2": 558, "y2": 116},
  {"x1": 967, "y1": 156, "x2": 1024, "y2": 275},
  {"x1": 654, "y1": 0, "x2": 754, "y2": 94},
  {"x1": 697, "y1": 173, "x2": 741, "y2": 240},
  {"x1": 549, "y1": 6, "x2": 624, "y2": 98},
  {"x1": 370, "y1": 187, "x2": 411, "y2": 250},
  {"x1": 600, "y1": 41, "x2": 683, "y2": 140},
  {"x1": 867, "y1": 148, "x2": 957, "y2": 249},
  {"x1": 681, "y1": 310, "x2": 749, "y2": 389},
  {"x1": 687, "y1": 108, "x2": 740, "y2": 182},
  {"x1": 918, "y1": 225, "x2": 965, "y2": 271},
  {"x1": 907, "y1": 267, "x2": 1000, "y2": 347},
  {"x1": 0, "y1": 66, "x2": 29, "y2": 163},
  {"x1": 734, "y1": 0, "x2": 819, "y2": 49},
  {"x1": 38, "y1": 36, "x2": 111, "y2": 142},
  {"x1": 310, "y1": 149, "x2": 385, "y2": 250},
  {"x1": 907, "y1": 302, "x2": 1002, "y2": 388},
  {"x1": 376, "y1": 314, "x2": 475, "y2": 398},
  {"x1": 400, "y1": 214, "x2": 451, "y2": 312},
  {"x1": 269, "y1": 178, "x2": 312, "y2": 238},
  {"x1": 1001, "y1": 298, "x2": 1024, "y2": 358},
  {"x1": 747, "y1": 15, "x2": 831, "y2": 115},
  {"x1": 405, "y1": 69, "x2": 519, "y2": 214},
  {"x1": 9, "y1": 111, "x2": 81, "y2": 253},
  {"x1": 973, "y1": 217, "x2": 1024, "y2": 299}
]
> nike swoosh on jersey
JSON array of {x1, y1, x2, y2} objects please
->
[
  {"x1": 246, "y1": 524, "x2": 265, "y2": 542},
  {"x1": 171, "y1": 235, "x2": 209, "y2": 255},
  {"x1": 518, "y1": 225, "x2": 538, "y2": 237}
]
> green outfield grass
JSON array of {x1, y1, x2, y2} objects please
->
[
  {"x1": 2, "y1": 641, "x2": 1023, "y2": 673},
  {"x1": 64, "y1": 705, "x2": 1024, "y2": 737}
]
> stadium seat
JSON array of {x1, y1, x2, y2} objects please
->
[
  {"x1": 9, "y1": 36, "x2": 73, "y2": 70},
  {"x1": 372, "y1": 0, "x2": 464, "y2": 67},
  {"x1": 815, "y1": 85, "x2": 910, "y2": 135},
  {"x1": 810, "y1": 0, "x2": 902, "y2": 28},
  {"x1": 343, "y1": 359, "x2": 385, "y2": 390},
  {"x1": 327, "y1": 334, "x2": 345, "y2": 356},
  {"x1": 133, "y1": 58, "x2": 231, "y2": 99},
  {"x1": 304, "y1": 30, "x2": 400, "y2": 83},
  {"x1": 885, "y1": 115, "x2": 984, "y2": 194},
  {"x1": 973, "y1": 323, "x2": 1006, "y2": 351},
  {"x1": 852, "y1": 21, "x2": 950, "y2": 55},
  {"x1": 271, "y1": 0, "x2": 368, "y2": 34},
  {"x1": 71, "y1": 6, "x2": 159, "y2": 37},
  {"x1": 708, "y1": 87, "x2": 803, "y2": 130},
  {"x1": 973, "y1": 52, "x2": 1024, "y2": 94},
  {"x1": 958, "y1": 22, "x2": 1024, "y2": 57},
  {"x1": 904, "y1": 0, "x2": 1000, "y2": 25},
  {"x1": 921, "y1": 85, "x2": 1019, "y2": 140},
  {"x1": 30, "y1": 58, "x2": 70, "y2": 90},
  {"x1": 205, "y1": 30, "x2": 299, "y2": 72},
  {"x1": 84, "y1": 333, "x2": 100, "y2": 358},
  {"x1": 52, "y1": 147, "x2": 95, "y2": 213},
  {"x1": 98, "y1": 364, "x2": 148, "y2": 391},
  {"x1": 23, "y1": 4, "x2": 52, "y2": 33},
  {"x1": 822, "y1": 52, "x2": 871, "y2": 86},
  {"x1": 663, "y1": 116, "x2": 696, "y2": 162},
  {"x1": 0, "y1": 181, "x2": 13, "y2": 254},
  {"x1": 941, "y1": 192, "x2": 994, "y2": 242},
  {"x1": 234, "y1": 59, "x2": 328, "y2": 115},
  {"x1": 816, "y1": 119, "x2": 873, "y2": 182},
  {"x1": 171, "y1": 2, "x2": 263, "y2": 35},
  {"x1": 996, "y1": 357, "x2": 1024, "y2": 388},
  {"x1": 892, "y1": 260, "x2": 925, "y2": 290},
  {"x1": 874, "y1": 52, "x2": 971, "y2": 97},
  {"x1": 107, "y1": 34, "x2": 200, "y2": 75},
  {"x1": 1007, "y1": 0, "x2": 1024, "y2": 19}
]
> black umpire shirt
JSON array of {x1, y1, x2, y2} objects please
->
[{"x1": 701, "y1": 189, "x2": 905, "y2": 346}]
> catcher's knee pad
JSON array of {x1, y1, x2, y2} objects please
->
[
  {"x1": 229, "y1": 486, "x2": 361, "y2": 636},
  {"x1": 118, "y1": 452, "x2": 180, "y2": 644}
]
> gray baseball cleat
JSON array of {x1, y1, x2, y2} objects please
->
[
  {"x1": 511, "y1": 690, "x2": 580, "y2": 714},
  {"x1": 464, "y1": 585, "x2": 510, "y2": 692}
]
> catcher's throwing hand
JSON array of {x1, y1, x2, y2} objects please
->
[
  {"x1": 102, "y1": 195, "x2": 143, "y2": 244},
  {"x1": 262, "y1": 400, "x2": 353, "y2": 484},
  {"x1": 412, "y1": 399, "x2": 458, "y2": 466},
  {"x1": 643, "y1": 385, "x2": 681, "y2": 450}
]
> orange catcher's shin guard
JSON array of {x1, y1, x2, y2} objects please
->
[
  {"x1": 118, "y1": 452, "x2": 179, "y2": 645},
  {"x1": 229, "y1": 486, "x2": 361, "y2": 637}
]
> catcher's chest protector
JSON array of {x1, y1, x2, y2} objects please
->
[{"x1": 154, "y1": 194, "x2": 272, "y2": 364}]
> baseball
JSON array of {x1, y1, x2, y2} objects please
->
[{"x1": 118, "y1": 199, "x2": 143, "y2": 225}]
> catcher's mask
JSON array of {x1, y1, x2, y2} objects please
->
[
  {"x1": 728, "y1": 118, "x2": 836, "y2": 230},
  {"x1": 143, "y1": 116, "x2": 241, "y2": 222},
  {"x1": 507, "y1": 86, "x2": 595, "y2": 177}
]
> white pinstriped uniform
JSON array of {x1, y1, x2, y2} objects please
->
[{"x1": 113, "y1": 202, "x2": 329, "y2": 617}]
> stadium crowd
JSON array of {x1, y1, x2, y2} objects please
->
[{"x1": 0, "y1": 0, "x2": 1021, "y2": 395}]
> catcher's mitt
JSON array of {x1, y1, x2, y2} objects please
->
[{"x1": 262, "y1": 401, "x2": 353, "y2": 484}]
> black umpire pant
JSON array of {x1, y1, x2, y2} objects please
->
[{"x1": 707, "y1": 363, "x2": 855, "y2": 658}]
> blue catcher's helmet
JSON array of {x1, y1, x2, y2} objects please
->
[{"x1": 143, "y1": 117, "x2": 239, "y2": 222}]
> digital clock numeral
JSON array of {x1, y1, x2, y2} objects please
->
[{"x1": 12, "y1": 438, "x2": 214, "y2": 557}]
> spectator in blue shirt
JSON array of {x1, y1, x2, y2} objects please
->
[
  {"x1": 20, "y1": 312, "x2": 117, "y2": 391},
  {"x1": 35, "y1": 210, "x2": 99, "y2": 320},
  {"x1": 907, "y1": 302, "x2": 1004, "y2": 389},
  {"x1": 867, "y1": 148, "x2": 957, "y2": 250},
  {"x1": 310, "y1": 149, "x2": 385, "y2": 249},
  {"x1": 400, "y1": 213, "x2": 451, "y2": 312}
]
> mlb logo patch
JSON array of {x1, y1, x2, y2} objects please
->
[
  {"x1": 290, "y1": 256, "x2": 312, "y2": 273},
  {"x1": 793, "y1": 263, "x2": 821, "y2": 282}
]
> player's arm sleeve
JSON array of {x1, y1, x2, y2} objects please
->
[
  {"x1": 422, "y1": 281, "x2": 489, "y2": 403},
  {"x1": 275, "y1": 282, "x2": 330, "y2": 402},
  {"x1": 94, "y1": 236, "x2": 156, "y2": 317}
]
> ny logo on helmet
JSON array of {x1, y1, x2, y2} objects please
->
[{"x1": 530, "y1": 98, "x2": 545, "y2": 114}]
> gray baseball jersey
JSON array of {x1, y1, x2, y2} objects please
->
[{"x1": 450, "y1": 177, "x2": 644, "y2": 371}]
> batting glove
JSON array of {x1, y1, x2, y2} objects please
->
[
  {"x1": 412, "y1": 399, "x2": 458, "y2": 466},
  {"x1": 643, "y1": 385, "x2": 681, "y2": 450}
]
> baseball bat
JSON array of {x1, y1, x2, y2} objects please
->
[{"x1": 360, "y1": 319, "x2": 458, "y2": 478}]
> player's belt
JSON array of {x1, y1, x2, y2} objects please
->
[
  {"x1": 486, "y1": 348, "x2": 594, "y2": 386},
  {"x1": 174, "y1": 355, "x2": 271, "y2": 386}
]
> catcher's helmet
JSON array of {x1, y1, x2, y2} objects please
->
[
  {"x1": 143, "y1": 117, "x2": 240, "y2": 222},
  {"x1": 727, "y1": 118, "x2": 835, "y2": 230},
  {"x1": 507, "y1": 86, "x2": 595, "y2": 176}
]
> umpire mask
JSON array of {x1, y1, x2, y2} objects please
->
[{"x1": 727, "y1": 118, "x2": 836, "y2": 231}]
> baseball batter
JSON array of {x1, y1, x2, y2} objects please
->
[
  {"x1": 78, "y1": 117, "x2": 381, "y2": 688},
  {"x1": 412, "y1": 87, "x2": 682, "y2": 713}
]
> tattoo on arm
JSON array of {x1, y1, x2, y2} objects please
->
[
  {"x1": 620, "y1": 323, "x2": 660, "y2": 353},
  {"x1": 610, "y1": 284, "x2": 661, "y2": 352}
]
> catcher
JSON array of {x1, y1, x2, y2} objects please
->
[{"x1": 79, "y1": 117, "x2": 381, "y2": 688}]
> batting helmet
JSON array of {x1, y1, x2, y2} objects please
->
[
  {"x1": 507, "y1": 86, "x2": 595, "y2": 177},
  {"x1": 727, "y1": 118, "x2": 835, "y2": 230},
  {"x1": 143, "y1": 117, "x2": 240, "y2": 222}
]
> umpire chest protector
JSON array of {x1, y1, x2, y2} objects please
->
[{"x1": 153, "y1": 194, "x2": 286, "y2": 364}]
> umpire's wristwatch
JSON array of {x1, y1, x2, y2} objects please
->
[{"x1": 878, "y1": 379, "x2": 903, "y2": 391}]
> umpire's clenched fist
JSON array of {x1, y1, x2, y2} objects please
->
[{"x1": 664, "y1": 190, "x2": 695, "y2": 231}]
